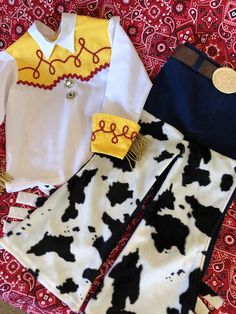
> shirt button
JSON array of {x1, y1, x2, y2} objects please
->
[
  {"x1": 66, "y1": 91, "x2": 77, "y2": 100},
  {"x1": 64, "y1": 78, "x2": 74, "y2": 88}
]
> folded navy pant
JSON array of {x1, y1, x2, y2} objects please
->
[{"x1": 145, "y1": 43, "x2": 236, "y2": 160}]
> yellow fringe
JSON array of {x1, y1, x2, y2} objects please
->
[
  {"x1": 0, "y1": 168, "x2": 12, "y2": 193},
  {"x1": 126, "y1": 134, "x2": 150, "y2": 169}
]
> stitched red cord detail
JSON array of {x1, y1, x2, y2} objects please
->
[
  {"x1": 18, "y1": 37, "x2": 111, "y2": 80},
  {"x1": 16, "y1": 63, "x2": 110, "y2": 90},
  {"x1": 91, "y1": 119, "x2": 138, "y2": 144}
]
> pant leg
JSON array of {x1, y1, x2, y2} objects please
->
[{"x1": 84, "y1": 139, "x2": 236, "y2": 314}]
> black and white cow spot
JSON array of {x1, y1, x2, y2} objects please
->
[
  {"x1": 93, "y1": 212, "x2": 130, "y2": 262},
  {"x1": 56, "y1": 278, "x2": 79, "y2": 294},
  {"x1": 220, "y1": 174, "x2": 233, "y2": 191},
  {"x1": 154, "y1": 150, "x2": 174, "y2": 163},
  {"x1": 106, "y1": 182, "x2": 133, "y2": 207},
  {"x1": 199, "y1": 282, "x2": 218, "y2": 297},
  {"x1": 82, "y1": 268, "x2": 100, "y2": 283},
  {"x1": 167, "y1": 308, "x2": 180, "y2": 314},
  {"x1": 107, "y1": 309, "x2": 136, "y2": 314},
  {"x1": 182, "y1": 142, "x2": 211, "y2": 187},
  {"x1": 100, "y1": 154, "x2": 135, "y2": 172},
  {"x1": 27, "y1": 209, "x2": 34, "y2": 215},
  {"x1": 88, "y1": 226, "x2": 96, "y2": 233},
  {"x1": 35, "y1": 188, "x2": 57, "y2": 207},
  {"x1": 139, "y1": 120, "x2": 168, "y2": 141},
  {"x1": 62, "y1": 169, "x2": 98, "y2": 222},
  {"x1": 27, "y1": 232, "x2": 75, "y2": 262},
  {"x1": 82, "y1": 268, "x2": 103, "y2": 299},
  {"x1": 176, "y1": 143, "x2": 185, "y2": 157},
  {"x1": 81, "y1": 213, "x2": 132, "y2": 300},
  {"x1": 72, "y1": 227, "x2": 80, "y2": 232},
  {"x1": 177, "y1": 269, "x2": 185, "y2": 276},
  {"x1": 28, "y1": 268, "x2": 40, "y2": 279},
  {"x1": 107, "y1": 250, "x2": 142, "y2": 314},
  {"x1": 35, "y1": 196, "x2": 48, "y2": 207},
  {"x1": 156, "y1": 184, "x2": 175, "y2": 210},
  {"x1": 145, "y1": 212, "x2": 190, "y2": 255},
  {"x1": 166, "y1": 270, "x2": 185, "y2": 282},
  {"x1": 26, "y1": 209, "x2": 34, "y2": 220},
  {"x1": 7, "y1": 231, "x2": 13, "y2": 237},
  {"x1": 185, "y1": 196, "x2": 221, "y2": 237},
  {"x1": 179, "y1": 268, "x2": 201, "y2": 313}
]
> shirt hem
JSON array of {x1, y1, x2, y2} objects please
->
[{"x1": 5, "y1": 176, "x2": 69, "y2": 193}]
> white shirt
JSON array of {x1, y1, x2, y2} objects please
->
[{"x1": 0, "y1": 13, "x2": 152, "y2": 192}]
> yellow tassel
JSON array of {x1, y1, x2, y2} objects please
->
[
  {"x1": 0, "y1": 168, "x2": 13, "y2": 193},
  {"x1": 126, "y1": 134, "x2": 150, "y2": 169}
]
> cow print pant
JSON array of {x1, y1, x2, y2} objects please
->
[
  {"x1": 0, "y1": 110, "x2": 235, "y2": 313},
  {"x1": 84, "y1": 115, "x2": 236, "y2": 314}
]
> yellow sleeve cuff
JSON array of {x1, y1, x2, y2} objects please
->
[{"x1": 91, "y1": 113, "x2": 140, "y2": 159}]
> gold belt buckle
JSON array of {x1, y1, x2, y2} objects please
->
[{"x1": 212, "y1": 67, "x2": 236, "y2": 94}]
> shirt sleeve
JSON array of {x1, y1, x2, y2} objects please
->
[
  {"x1": 91, "y1": 16, "x2": 152, "y2": 159},
  {"x1": 0, "y1": 51, "x2": 16, "y2": 124}
]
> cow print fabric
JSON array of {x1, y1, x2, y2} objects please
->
[
  {"x1": 83, "y1": 113, "x2": 236, "y2": 314},
  {"x1": 0, "y1": 110, "x2": 235, "y2": 313}
]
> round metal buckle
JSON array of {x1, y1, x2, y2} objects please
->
[{"x1": 212, "y1": 67, "x2": 236, "y2": 94}]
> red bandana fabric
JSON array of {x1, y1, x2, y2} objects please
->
[
  {"x1": 202, "y1": 200, "x2": 236, "y2": 314},
  {"x1": 0, "y1": 1, "x2": 236, "y2": 313}
]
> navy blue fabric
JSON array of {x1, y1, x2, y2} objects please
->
[{"x1": 144, "y1": 44, "x2": 236, "y2": 160}]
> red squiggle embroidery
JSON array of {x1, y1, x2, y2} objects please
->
[
  {"x1": 18, "y1": 37, "x2": 111, "y2": 79},
  {"x1": 91, "y1": 120, "x2": 138, "y2": 144},
  {"x1": 17, "y1": 63, "x2": 110, "y2": 90}
]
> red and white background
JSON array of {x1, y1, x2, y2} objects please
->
[{"x1": 0, "y1": 0, "x2": 236, "y2": 313}]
